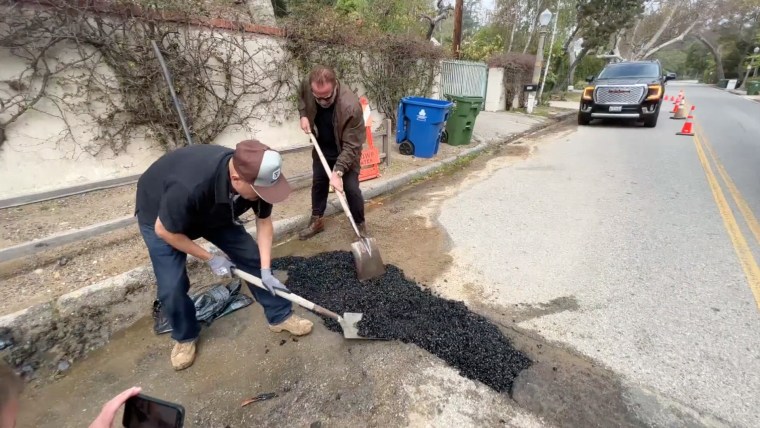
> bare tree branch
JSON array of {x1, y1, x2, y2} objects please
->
[
  {"x1": 420, "y1": 0, "x2": 454, "y2": 41},
  {"x1": 637, "y1": 2, "x2": 681, "y2": 57},
  {"x1": 642, "y1": 21, "x2": 697, "y2": 58},
  {"x1": 696, "y1": 33, "x2": 725, "y2": 80}
]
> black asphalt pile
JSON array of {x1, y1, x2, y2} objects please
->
[{"x1": 272, "y1": 251, "x2": 532, "y2": 393}]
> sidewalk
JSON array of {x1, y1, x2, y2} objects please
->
[
  {"x1": 0, "y1": 110, "x2": 568, "y2": 381},
  {"x1": 727, "y1": 88, "x2": 760, "y2": 103},
  {"x1": 549, "y1": 100, "x2": 579, "y2": 110}
]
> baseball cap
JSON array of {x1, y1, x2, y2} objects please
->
[{"x1": 232, "y1": 140, "x2": 291, "y2": 204}]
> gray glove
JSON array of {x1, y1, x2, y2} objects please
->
[
  {"x1": 207, "y1": 254, "x2": 235, "y2": 276},
  {"x1": 261, "y1": 268, "x2": 289, "y2": 296}
]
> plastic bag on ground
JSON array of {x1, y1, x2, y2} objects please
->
[{"x1": 153, "y1": 279, "x2": 254, "y2": 335}]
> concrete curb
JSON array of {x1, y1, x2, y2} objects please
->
[{"x1": 0, "y1": 112, "x2": 573, "y2": 377}]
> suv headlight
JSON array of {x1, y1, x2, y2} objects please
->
[
  {"x1": 582, "y1": 86, "x2": 594, "y2": 101},
  {"x1": 646, "y1": 84, "x2": 663, "y2": 101}
]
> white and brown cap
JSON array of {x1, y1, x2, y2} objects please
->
[{"x1": 232, "y1": 139, "x2": 291, "y2": 204}]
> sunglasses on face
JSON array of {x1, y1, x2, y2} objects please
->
[{"x1": 312, "y1": 86, "x2": 336, "y2": 102}]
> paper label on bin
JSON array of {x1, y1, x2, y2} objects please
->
[{"x1": 416, "y1": 109, "x2": 427, "y2": 121}]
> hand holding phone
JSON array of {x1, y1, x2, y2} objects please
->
[
  {"x1": 122, "y1": 393, "x2": 185, "y2": 428},
  {"x1": 88, "y1": 387, "x2": 142, "y2": 428}
]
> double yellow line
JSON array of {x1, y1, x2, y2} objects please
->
[{"x1": 692, "y1": 123, "x2": 760, "y2": 309}]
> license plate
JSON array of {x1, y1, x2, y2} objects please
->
[{"x1": 609, "y1": 106, "x2": 623, "y2": 112}]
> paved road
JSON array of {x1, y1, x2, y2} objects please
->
[{"x1": 438, "y1": 83, "x2": 760, "y2": 427}]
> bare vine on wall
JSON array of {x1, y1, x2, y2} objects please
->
[
  {"x1": 0, "y1": 0, "x2": 293, "y2": 155},
  {"x1": 0, "y1": 1, "x2": 445, "y2": 156},
  {"x1": 283, "y1": 3, "x2": 445, "y2": 128}
]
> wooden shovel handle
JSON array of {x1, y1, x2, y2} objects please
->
[{"x1": 232, "y1": 268, "x2": 341, "y2": 321}]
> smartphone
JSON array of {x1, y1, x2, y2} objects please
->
[{"x1": 122, "y1": 393, "x2": 185, "y2": 428}]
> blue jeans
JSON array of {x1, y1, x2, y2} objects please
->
[{"x1": 139, "y1": 223, "x2": 293, "y2": 342}]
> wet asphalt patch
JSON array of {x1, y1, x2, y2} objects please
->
[{"x1": 273, "y1": 251, "x2": 532, "y2": 393}]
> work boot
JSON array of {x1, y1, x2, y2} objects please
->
[
  {"x1": 298, "y1": 215, "x2": 324, "y2": 240},
  {"x1": 269, "y1": 314, "x2": 313, "y2": 336},
  {"x1": 171, "y1": 340, "x2": 197, "y2": 371},
  {"x1": 357, "y1": 222, "x2": 370, "y2": 238}
]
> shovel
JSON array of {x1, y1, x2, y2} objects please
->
[
  {"x1": 307, "y1": 133, "x2": 386, "y2": 281},
  {"x1": 231, "y1": 267, "x2": 373, "y2": 340}
]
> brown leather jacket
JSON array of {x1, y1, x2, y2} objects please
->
[{"x1": 298, "y1": 79, "x2": 365, "y2": 174}]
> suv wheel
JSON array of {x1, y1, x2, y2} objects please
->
[
  {"x1": 643, "y1": 105, "x2": 660, "y2": 128},
  {"x1": 578, "y1": 112, "x2": 591, "y2": 126}
]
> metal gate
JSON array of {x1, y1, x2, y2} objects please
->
[{"x1": 440, "y1": 60, "x2": 488, "y2": 99}]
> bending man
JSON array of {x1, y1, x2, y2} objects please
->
[{"x1": 135, "y1": 140, "x2": 312, "y2": 371}]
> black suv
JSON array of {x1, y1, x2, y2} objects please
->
[{"x1": 578, "y1": 60, "x2": 676, "y2": 128}]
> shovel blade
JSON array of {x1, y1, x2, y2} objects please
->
[
  {"x1": 339, "y1": 312, "x2": 367, "y2": 339},
  {"x1": 350, "y1": 237, "x2": 386, "y2": 281}
]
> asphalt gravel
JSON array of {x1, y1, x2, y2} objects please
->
[{"x1": 273, "y1": 251, "x2": 532, "y2": 393}]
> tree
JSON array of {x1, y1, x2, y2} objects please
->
[
  {"x1": 697, "y1": 33, "x2": 726, "y2": 80},
  {"x1": 491, "y1": 0, "x2": 552, "y2": 54},
  {"x1": 420, "y1": 0, "x2": 454, "y2": 41},
  {"x1": 557, "y1": 0, "x2": 645, "y2": 89},
  {"x1": 621, "y1": 0, "x2": 697, "y2": 60},
  {"x1": 462, "y1": 0, "x2": 482, "y2": 39},
  {"x1": 615, "y1": 0, "x2": 759, "y2": 81},
  {"x1": 683, "y1": 42, "x2": 710, "y2": 77},
  {"x1": 461, "y1": 26, "x2": 505, "y2": 61}
]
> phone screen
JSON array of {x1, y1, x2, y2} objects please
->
[{"x1": 123, "y1": 394, "x2": 184, "y2": 428}]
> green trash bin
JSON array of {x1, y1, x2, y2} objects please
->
[
  {"x1": 747, "y1": 80, "x2": 760, "y2": 96},
  {"x1": 443, "y1": 95, "x2": 484, "y2": 146}
]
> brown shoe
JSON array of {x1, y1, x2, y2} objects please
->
[
  {"x1": 298, "y1": 215, "x2": 324, "y2": 240},
  {"x1": 171, "y1": 340, "x2": 197, "y2": 371},
  {"x1": 269, "y1": 314, "x2": 313, "y2": 336}
]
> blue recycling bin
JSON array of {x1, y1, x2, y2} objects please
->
[{"x1": 396, "y1": 96, "x2": 453, "y2": 158}]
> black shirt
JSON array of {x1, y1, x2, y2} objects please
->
[
  {"x1": 315, "y1": 103, "x2": 339, "y2": 160},
  {"x1": 135, "y1": 145, "x2": 272, "y2": 240}
]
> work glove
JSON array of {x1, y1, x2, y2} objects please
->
[
  {"x1": 261, "y1": 268, "x2": 290, "y2": 296},
  {"x1": 207, "y1": 254, "x2": 235, "y2": 276}
]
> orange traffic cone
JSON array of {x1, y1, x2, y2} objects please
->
[
  {"x1": 677, "y1": 106, "x2": 695, "y2": 136},
  {"x1": 671, "y1": 98, "x2": 682, "y2": 114},
  {"x1": 672, "y1": 100, "x2": 688, "y2": 119}
]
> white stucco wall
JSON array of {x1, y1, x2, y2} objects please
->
[
  {"x1": 431, "y1": 70, "x2": 443, "y2": 100},
  {"x1": 0, "y1": 30, "x2": 300, "y2": 199},
  {"x1": 485, "y1": 67, "x2": 506, "y2": 112}
]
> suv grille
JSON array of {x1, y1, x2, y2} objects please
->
[{"x1": 594, "y1": 85, "x2": 646, "y2": 105}]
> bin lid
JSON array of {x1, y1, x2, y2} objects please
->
[
  {"x1": 443, "y1": 94, "x2": 485, "y2": 102},
  {"x1": 401, "y1": 96, "x2": 453, "y2": 109}
]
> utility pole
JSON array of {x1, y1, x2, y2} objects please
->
[{"x1": 452, "y1": 0, "x2": 463, "y2": 59}]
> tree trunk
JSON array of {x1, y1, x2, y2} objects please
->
[
  {"x1": 522, "y1": 23, "x2": 535, "y2": 54},
  {"x1": 522, "y1": 0, "x2": 541, "y2": 54},
  {"x1": 697, "y1": 35, "x2": 725, "y2": 81},
  {"x1": 507, "y1": 19, "x2": 517, "y2": 52},
  {"x1": 567, "y1": 46, "x2": 590, "y2": 88}
]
